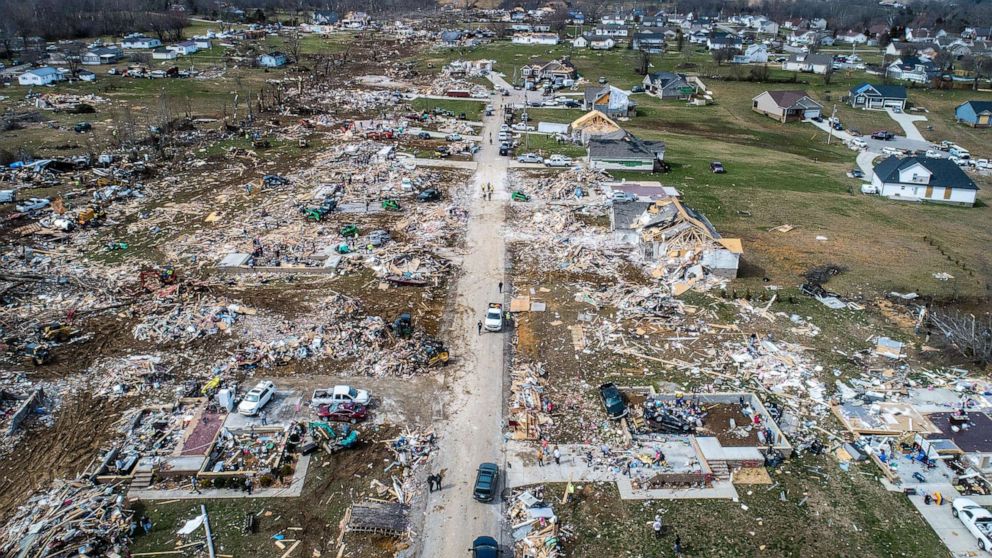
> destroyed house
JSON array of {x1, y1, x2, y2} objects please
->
[
  {"x1": 610, "y1": 198, "x2": 743, "y2": 279},
  {"x1": 520, "y1": 59, "x2": 576, "y2": 85},
  {"x1": 928, "y1": 412, "x2": 992, "y2": 473},
  {"x1": 583, "y1": 85, "x2": 635, "y2": 118},
  {"x1": 587, "y1": 133, "x2": 665, "y2": 172}
]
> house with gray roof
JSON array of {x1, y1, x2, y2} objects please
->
[
  {"x1": 849, "y1": 82, "x2": 907, "y2": 110},
  {"x1": 870, "y1": 156, "x2": 978, "y2": 206},
  {"x1": 751, "y1": 90, "x2": 823, "y2": 122},
  {"x1": 642, "y1": 71, "x2": 693, "y2": 99},
  {"x1": 587, "y1": 133, "x2": 665, "y2": 172},
  {"x1": 782, "y1": 53, "x2": 833, "y2": 74}
]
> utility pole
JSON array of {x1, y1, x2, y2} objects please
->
[{"x1": 827, "y1": 103, "x2": 837, "y2": 144}]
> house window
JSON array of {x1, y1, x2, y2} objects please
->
[{"x1": 752, "y1": 101, "x2": 758, "y2": 108}]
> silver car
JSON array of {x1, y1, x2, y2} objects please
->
[{"x1": 517, "y1": 153, "x2": 542, "y2": 163}]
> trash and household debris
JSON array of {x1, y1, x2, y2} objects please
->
[{"x1": 507, "y1": 486, "x2": 562, "y2": 558}]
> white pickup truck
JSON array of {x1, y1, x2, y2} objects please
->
[
  {"x1": 544, "y1": 155, "x2": 573, "y2": 168},
  {"x1": 953, "y1": 497, "x2": 992, "y2": 551},
  {"x1": 311, "y1": 385, "x2": 371, "y2": 408},
  {"x1": 484, "y1": 303, "x2": 503, "y2": 332}
]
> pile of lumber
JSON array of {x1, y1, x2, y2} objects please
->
[{"x1": 0, "y1": 479, "x2": 132, "y2": 557}]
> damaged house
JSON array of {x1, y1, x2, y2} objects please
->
[
  {"x1": 587, "y1": 132, "x2": 665, "y2": 172},
  {"x1": 583, "y1": 84, "x2": 636, "y2": 117},
  {"x1": 611, "y1": 198, "x2": 742, "y2": 293}
]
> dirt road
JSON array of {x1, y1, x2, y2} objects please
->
[{"x1": 419, "y1": 98, "x2": 508, "y2": 555}]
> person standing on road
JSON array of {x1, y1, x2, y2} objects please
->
[
  {"x1": 536, "y1": 447, "x2": 544, "y2": 467},
  {"x1": 498, "y1": 281, "x2": 503, "y2": 293},
  {"x1": 477, "y1": 320, "x2": 483, "y2": 335},
  {"x1": 435, "y1": 470, "x2": 444, "y2": 491},
  {"x1": 245, "y1": 476, "x2": 254, "y2": 495},
  {"x1": 190, "y1": 476, "x2": 201, "y2": 494},
  {"x1": 553, "y1": 446, "x2": 561, "y2": 465}
]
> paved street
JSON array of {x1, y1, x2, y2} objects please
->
[{"x1": 419, "y1": 90, "x2": 509, "y2": 557}]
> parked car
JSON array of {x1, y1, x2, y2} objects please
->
[
  {"x1": 418, "y1": 188, "x2": 442, "y2": 202},
  {"x1": 831, "y1": 121, "x2": 843, "y2": 131},
  {"x1": 562, "y1": 99, "x2": 581, "y2": 108},
  {"x1": 416, "y1": 131, "x2": 432, "y2": 140},
  {"x1": 74, "y1": 122, "x2": 92, "y2": 133},
  {"x1": 311, "y1": 385, "x2": 371, "y2": 407},
  {"x1": 710, "y1": 161, "x2": 725, "y2": 173},
  {"x1": 238, "y1": 380, "x2": 275, "y2": 416},
  {"x1": 543, "y1": 155, "x2": 572, "y2": 167},
  {"x1": 499, "y1": 144, "x2": 510, "y2": 156},
  {"x1": 849, "y1": 138, "x2": 867, "y2": 149},
  {"x1": 611, "y1": 191, "x2": 637, "y2": 202},
  {"x1": 317, "y1": 402, "x2": 368, "y2": 423},
  {"x1": 14, "y1": 197, "x2": 50, "y2": 213},
  {"x1": 871, "y1": 130, "x2": 894, "y2": 140},
  {"x1": 811, "y1": 115, "x2": 824, "y2": 123},
  {"x1": 631, "y1": 85, "x2": 645, "y2": 93},
  {"x1": 528, "y1": 100, "x2": 542, "y2": 107},
  {"x1": 500, "y1": 124, "x2": 510, "y2": 132},
  {"x1": 598, "y1": 383, "x2": 628, "y2": 419},
  {"x1": 891, "y1": 106, "x2": 902, "y2": 113},
  {"x1": 517, "y1": 153, "x2": 542, "y2": 164},
  {"x1": 950, "y1": 156, "x2": 971, "y2": 167},
  {"x1": 445, "y1": 133, "x2": 462, "y2": 142},
  {"x1": 925, "y1": 149, "x2": 942, "y2": 158},
  {"x1": 473, "y1": 463, "x2": 500, "y2": 502},
  {"x1": 470, "y1": 536, "x2": 500, "y2": 558},
  {"x1": 597, "y1": 76, "x2": 607, "y2": 84},
  {"x1": 0, "y1": 189, "x2": 14, "y2": 204},
  {"x1": 953, "y1": 498, "x2": 992, "y2": 550},
  {"x1": 847, "y1": 169, "x2": 865, "y2": 179},
  {"x1": 484, "y1": 303, "x2": 503, "y2": 332},
  {"x1": 541, "y1": 99, "x2": 559, "y2": 107},
  {"x1": 511, "y1": 123, "x2": 535, "y2": 131},
  {"x1": 498, "y1": 131, "x2": 510, "y2": 142},
  {"x1": 976, "y1": 159, "x2": 991, "y2": 170}
]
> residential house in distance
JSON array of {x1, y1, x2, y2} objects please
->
[
  {"x1": 583, "y1": 85, "x2": 636, "y2": 118},
  {"x1": 642, "y1": 71, "x2": 693, "y2": 100},
  {"x1": 167, "y1": 41, "x2": 199, "y2": 56},
  {"x1": 707, "y1": 32, "x2": 742, "y2": 51},
  {"x1": 521, "y1": 59, "x2": 577, "y2": 87},
  {"x1": 886, "y1": 56, "x2": 938, "y2": 83},
  {"x1": 594, "y1": 24, "x2": 629, "y2": 38},
  {"x1": 810, "y1": 18, "x2": 828, "y2": 30},
  {"x1": 631, "y1": 32, "x2": 665, "y2": 53},
  {"x1": 192, "y1": 37, "x2": 212, "y2": 50},
  {"x1": 870, "y1": 156, "x2": 978, "y2": 206},
  {"x1": 848, "y1": 83, "x2": 907, "y2": 110},
  {"x1": 751, "y1": 90, "x2": 823, "y2": 122},
  {"x1": 782, "y1": 53, "x2": 833, "y2": 74},
  {"x1": 257, "y1": 51, "x2": 288, "y2": 68},
  {"x1": 567, "y1": 10, "x2": 585, "y2": 25},
  {"x1": 152, "y1": 47, "x2": 178, "y2": 60},
  {"x1": 571, "y1": 35, "x2": 588, "y2": 48},
  {"x1": 588, "y1": 36, "x2": 615, "y2": 50},
  {"x1": 734, "y1": 43, "x2": 768, "y2": 64},
  {"x1": 311, "y1": 10, "x2": 338, "y2": 25},
  {"x1": 955, "y1": 101, "x2": 992, "y2": 127},
  {"x1": 588, "y1": 133, "x2": 665, "y2": 172},
  {"x1": 121, "y1": 35, "x2": 162, "y2": 49},
  {"x1": 77, "y1": 69, "x2": 96, "y2": 82},
  {"x1": 341, "y1": 11, "x2": 370, "y2": 29},
  {"x1": 837, "y1": 30, "x2": 868, "y2": 45},
  {"x1": 17, "y1": 66, "x2": 63, "y2": 86},
  {"x1": 885, "y1": 41, "x2": 910, "y2": 56},
  {"x1": 511, "y1": 33, "x2": 559, "y2": 45},
  {"x1": 440, "y1": 31, "x2": 462, "y2": 46},
  {"x1": 601, "y1": 14, "x2": 626, "y2": 26},
  {"x1": 81, "y1": 46, "x2": 123, "y2": 65}
]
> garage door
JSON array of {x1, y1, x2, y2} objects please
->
[
  {"x1": 883, "y1": 100, "x2": 903, "y2": 108},
  {"x1": 804, "y1": 109, "x2": 821, "y2": 119}
]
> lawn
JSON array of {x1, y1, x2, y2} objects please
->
[
  {"x1": 517, "y1": 133, "x2": 586, "y2": 158},
  {"x1": 545, "y1": 456, "x2": 948, "y2": 558},
  {"x1": 410, "y1": 97, "x2": 486, "y2": 120}
]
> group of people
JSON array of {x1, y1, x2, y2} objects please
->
[
  {"x1": 427, "y1": 471, "x2": 445, "y2": 492},
  {"x1": 534, "y1": 443, "x2": 561, "y2": 467},
  {"x1": 481, "y1": 182, "x2": 495, "y2": 200},
  {"x1": 651, "y1": 515, "x2": 684, "y2": 556}
]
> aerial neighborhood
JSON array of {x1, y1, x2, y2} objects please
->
[{"x1": 0, "y1": 1, "x2": 991, "y2": 558}]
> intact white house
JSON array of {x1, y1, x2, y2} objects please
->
[
  {"x1": 122, "y1": 35, "x2": 162, "y2": 49},
  {"x1": 18, "y1": 66, "x2": 63, "y2": 86},
  {"x1": 511, "y1": 33, "x2": 559, "y2": 45},
  {"x1": 167, "y1": 41, "x2": 199, "y2": 56},
  {"x1": 870, "y1": 156, "x2": 978, "y2": 206}
]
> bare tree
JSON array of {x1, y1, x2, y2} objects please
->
[
  {"x1": 284, "y1": 28, "x2": 302, "y2": 63},
  {"x1": 929, "y1": 308, "x2": 992, "y2": 365},
  {"x1": 823, "y1": 65, "x2": 835, "y2": 85},
  {"x1": 711, "y1": 48, "x2": 732, "y2": 66}
]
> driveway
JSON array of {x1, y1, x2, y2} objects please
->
[
  {"x1": 419, "y1": 90, "x2": 509, "y2": 556},
  {"x1": 805, "y1": 119, "x2": 933, "y2": 153},
  {"x1": 885, "y1": 108, "x2": 929, "y2": 142},
  {"x1": 908, "y1": 484, "x2": 987, "y2": 557}
]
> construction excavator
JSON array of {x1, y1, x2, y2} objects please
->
[
  {"x1": 381, "y1": 199, "x2": 401, "y2": 212},
  {"x1": 302, "y1": 197, "x2": 337, "y2": 222},
  {"x1": 422, "y1": 339, "x2": 449, "y2": 367},
  {"x1": 511, "y1": 191, "x2": 530, "y2": 202},
  {"x1": 36, "y1": 322, "x2": 82, "y2": 343},
  {"x1": 307, "y1": 421, "x2": 359, "y2": 454}
]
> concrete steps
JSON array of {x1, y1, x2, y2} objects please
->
[
  {"x1": 132, "y1": 471, "x2": 154, "y2": 488},
  {"x1": 708, "y1": 460, "x2": 731, "y2": 480}
]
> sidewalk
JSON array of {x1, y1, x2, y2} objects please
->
[{"x1": 129, "y1": 454, "x2": 311, "y2": 500}]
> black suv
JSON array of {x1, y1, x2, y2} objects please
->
[{"x1": 473, "y1": 463, "x2": 499, "y2": 502}]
